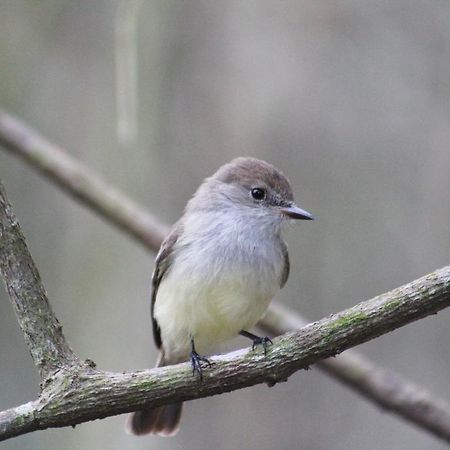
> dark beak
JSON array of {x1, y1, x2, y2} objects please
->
[{"x1": 281, "y1": 204, "x2": 314, "y2": 220}]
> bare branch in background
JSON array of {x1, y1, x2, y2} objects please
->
[
  {"x1": 0, "y1": 110, "x2": 167, "y2": 249},
  {"x1": 1, "y1": 110, "x2": 450, "y2": 443}
]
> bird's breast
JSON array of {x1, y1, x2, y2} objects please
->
[{"x1": 154, "y1": 228, "x2": 285, "y2": 360}]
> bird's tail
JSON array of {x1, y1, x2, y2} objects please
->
[{"x1": 125, "y1": 353, "x2": 183, "y2": 437}]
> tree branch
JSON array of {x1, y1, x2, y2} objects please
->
[
  {"x1": 0, "y1": 181, "x2": 80, "y2": 380},
  {"x1": 261, "y1": 305, "x2": 450, "y2": 441},
  {"x1": 1, "y1": 110, "x2": 450, "y2": 443},
  {"x1": 0, "y1": 259, "x2": 449, "y2": 441},
  {"x1": 0, "y1": 110, "x2": 167, "y2": 250}
]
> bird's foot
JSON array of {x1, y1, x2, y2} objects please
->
[
  {"x1": 251, "y1": 336, "x2": 273, "y2": 355},
  {"x1": 189, "y1": 339, "x2": 211, "y2": 380},
  {"x1": 239, "y1": 330, "x2": 273, "y2": 355},
  {"x1": 190, "y1": 350, "x2": 211, "y2": 381}
]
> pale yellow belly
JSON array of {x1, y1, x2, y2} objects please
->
[{"x1": 154, "y1": 271, "x2": 278, "y2": 362}]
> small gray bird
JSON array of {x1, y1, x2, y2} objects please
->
[{"x1": 126, "y1": 157, "x2": 313, "y2": 436}]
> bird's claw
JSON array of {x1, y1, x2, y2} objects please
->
[
  {"x1": 190, "y1": 350, "x2": 212, "y2": 381},
  {"x1": 251, "y1": 336, "x2": 273, "y2": 355}
]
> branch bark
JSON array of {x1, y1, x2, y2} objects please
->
[
  {"x1": 261, "y1": 305, "x2": 450, "y2": 442},
  {"x1": 0, "y1": 181, "x2": 80, "y2": 380},
  {"x1": 0, "y1": 254, "x2": 449, "y2": 440},
  {"x1": 1, "y1": 110, "x2": 450, "y2": 443}
]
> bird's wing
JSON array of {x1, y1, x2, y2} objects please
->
[
  {"x1": 151, "y1": 223, "x2": 181, "y2": 349},
  {"x1": 280, "y1": 241, "x2": 290, "y2": 288}
]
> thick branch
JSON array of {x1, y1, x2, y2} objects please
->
[
  {"x1": 0, "y1": 265, "x2": 449, "y2": 440},
  {"x1": 2, "y1": 110, "x2": 450, "y2": 442},
  {"x1": 0, "y1": 181, "x2": 80, "y2": 380},
  {"x1": 0, "y1": 110, "x2": 167, "y2": 249}
]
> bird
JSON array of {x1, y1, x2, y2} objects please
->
[{"x1": 126, "y1": 157, "x2": 313, "y2": 437}]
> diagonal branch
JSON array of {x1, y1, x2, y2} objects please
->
[
  {"x1": 0, "y1": 181, "x2": 80, "y2": 380},
  {"x1": 0, "y1": 110, "x2": 167, "y2": 250},
  {"x1": 1, "y1": 109, "x2": 450, "y2": 443},
  {"x1": 261, "y1": 305, "x2": 450, "y2": 442},
  {"x1": 0, "y1": 263, "x2": 449, "y2": 441}
]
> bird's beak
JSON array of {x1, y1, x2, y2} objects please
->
[{"x1": 280, "y1": 204, "x2": 314, "y2": 220}]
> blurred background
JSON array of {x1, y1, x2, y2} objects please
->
[{"x1": 1, "y1": 1, "x2": 450, "y2": 449}]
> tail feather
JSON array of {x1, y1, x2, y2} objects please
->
[
  {"x1": 126, "y1": 353, "x2": 184, "y2": 437},
  {"x1": 126, "y1": 403, "x2": 183, "y2": 436}
]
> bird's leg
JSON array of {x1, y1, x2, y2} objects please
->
[
  {"x1": 239, "y1": 330, "x2": 273, "y2": 355},
  {"x1": 190, "y1": 338, "x2": 212, "y2": 381}
]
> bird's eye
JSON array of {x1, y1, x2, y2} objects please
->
[{"x1": 251, "y1": 187, "x2": 266, "y2": 200}]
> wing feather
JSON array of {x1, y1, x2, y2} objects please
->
[
  {"x1": 151, "y1": 223, "x2": 181, "y2": 348},
  {"x1": 280, "y1": 241, "x2": 290, "y2": 288}
]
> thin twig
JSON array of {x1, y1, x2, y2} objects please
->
[{"x1": 115, "y1": 0, "x2": 142, "y2": 146}]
